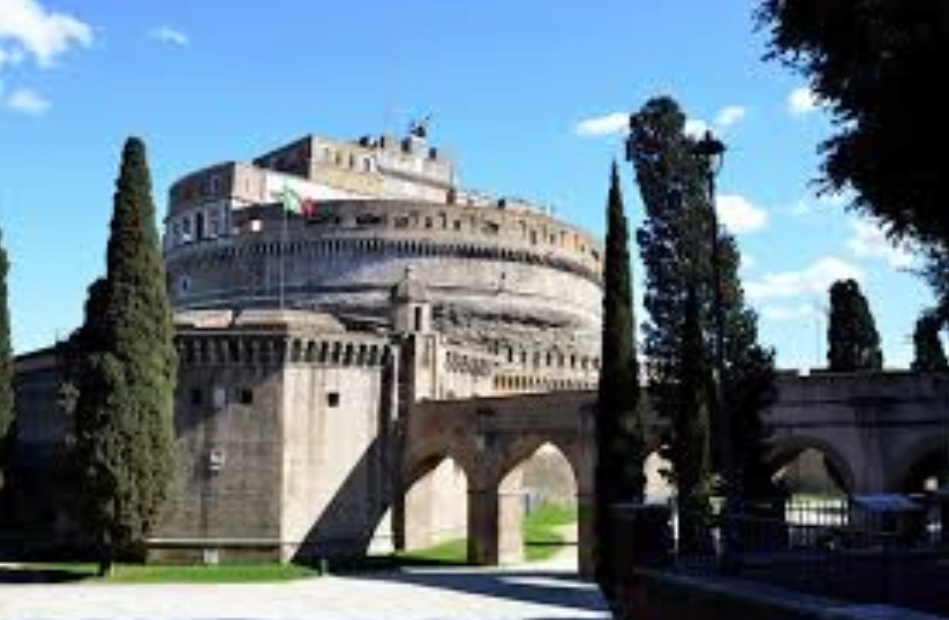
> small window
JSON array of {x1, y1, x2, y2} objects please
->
[
  {"x1": 482, "y1": 220, "x2": 500, "y2": 235},
  {"x1": 238, "y1": 388, "x2": 254, "y2": 405},
  {"x1": 190, "y1": 388, "x2": 203, "y2": 406},
  {"x1": 327, "y1": 392, "x2": 340, "y2": 407}
]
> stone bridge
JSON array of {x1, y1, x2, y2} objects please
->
[
  {"x1": 401, "y1": 371, "x2": 949, "y2": 574},
  {"x1": 764, "y1": 371, "x2": 949, "y2": 494},
  {"x1": 402, "y1": 391, "x2": 596, "y2": 572}
]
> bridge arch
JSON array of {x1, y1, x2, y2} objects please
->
[
  {"x1": 401, "y1": 452, "x2": 472, "y2": 553},
  {"x1": 889, "y1": 434, "x2": 949, "y2": 493},
  {"x1": 493, "y1": 440, "x2": 579, "y2": 564},
  {"x1": 768, "y1": 436, "x2": 855, "y2": 495}
]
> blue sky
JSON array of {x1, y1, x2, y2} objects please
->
[{"x1": 0, "y1": 0, "x2": 936, "y2": 369}]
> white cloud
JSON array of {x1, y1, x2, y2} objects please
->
[
  {"x1": 150, "y1": 25, "x2": 189, "y2": 47},
  {"x1": 787, "y1": 190, "x2": 853, "y2": 217},
  {"x1": 746, "y1": 257, "x2": 863, "y2": 301},
  {"x1": 716, "y1": 194, "x2": 768, "y2": 234},
  {"x1": 715, "y1": 105, "x2": 746, "y2": 129},
  {"x1": 788, "y1": 86, "x2": 819, "y2": 117},
  {"x1": 577, "y1": 105, "x2": 745, "y2": 140},
  {"x1": 6, "y1": 86, "x2": 49, "y2": 114},
  {"x1": 575, "y1": 112, "x2": 627, "y2": 137},
  {"x1": 760, "y1": 303, "x2": 819, "y2": 322},
  {"x1": 847, "y1": 219, "x2": 917, "y2": 269},
  {"x1": 684, "y1": 117, "x2": 709, "y2": 139},
  {"x1": 741, "y1": 253, "x2": 756, "y2": 271},
  {"x1": 0, "y1": 0, "x2": 92, "y2": 67}
]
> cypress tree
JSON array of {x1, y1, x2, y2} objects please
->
[
  {"x1": 826, "y1": 279, "x2": 883, "y2": 371},
  {"x1": 73, "y1": 138, "x2": 177, "y2": 570},
  {"x1": 629, "y1": 97, "x2": 716, "y2": 524},
  {"x1": 595, "y1": 161, "x2": 644, "y2": 593},
  {"x1": 911, "y1": 311, "x2": 947, "y2": 372},
  {"x1": 0, "y1": 228, "x2": 12, "y2": 492},
  {"x1": 628, "y1": 96, "x2": 777, "y2": 519},
  {"x1": 672, "y1": 286, "x2": 713, "y2": 554}
]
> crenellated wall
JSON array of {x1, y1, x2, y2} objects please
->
[{"x1": 151, "y1": 309, "x2": 398, "y2": 563}]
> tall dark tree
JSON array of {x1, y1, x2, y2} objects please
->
[
  {"x1": 670, "y1": 286, "x2": 713, "y2": 553},
  {"x1": 595, "y1": 161, "x2": 645, "y2": 593},
  {"x1": 757, "y1": 1, "x2": 946, "y2": 251},
  {"x1": 826, "y1": 279, "x2": 883, "y2": 371},
  {"x1": 757, "y1": 2, "x2": 946, "y2": 337},
  {"x1": 73, "y1": 138, "x2": 177, "y2": 570},
  {"x1": 911, "y1": 311, "x2": 947, "y2": 372},
  {"x1": 628, "y1": 96, "x2": 777, "y2": 516},
  {"x1": 0, "y1": 228, "x2": 12, "y2": 493},
  {"x1": 717, "y1": 234, "x2": 777, "y2": 503}
]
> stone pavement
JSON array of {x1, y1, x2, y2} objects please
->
[{"x1": 0, "y1": 534, "x2": 610, "y2": 620}]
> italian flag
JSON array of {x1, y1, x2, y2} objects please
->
[
  {"x1": 277, "y1": 185, "x2": 302, "y2": 214},
  {"x1": 276, "y1": 185, "x2": 318, "y2": 217}
]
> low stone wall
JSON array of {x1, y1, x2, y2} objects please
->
[
  {"x1": 147, "y1": 541, "x2": 280, "y2": 565},
  {"x1": 616, "y1": 569, "x2": 946, "y2": 620}
]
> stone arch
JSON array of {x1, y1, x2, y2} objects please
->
[
  {"x1": 889, "y1": 435, "x2": 949, "y2": 493},
  {"x1": 482, "y1": 435, "x2": 588, "y2": 567},
  {"x1": 401, "y1": 450, "x2": 474, "y2": 553},
  {"x1": 768, "y1": 436, "x2": 855, "y2": 495}
]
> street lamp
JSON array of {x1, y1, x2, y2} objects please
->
[{"x1": 693, "y1": 130, "x2": 739, "y2": 571}]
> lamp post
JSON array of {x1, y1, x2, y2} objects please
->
[{"x1": 693, "y1": 130, "x2": 739, "y2": 571}]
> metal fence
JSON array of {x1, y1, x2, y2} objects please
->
[{"x1": 669, "y1": 495, "x2": 949, "y2": 616}]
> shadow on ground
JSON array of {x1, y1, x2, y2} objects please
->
[
  {"x1": 347, "y1": 567, "x2": 609, "y2": 616},
  {"x1": 0, "y1": 566, "x2": 93, "y2": 583}
]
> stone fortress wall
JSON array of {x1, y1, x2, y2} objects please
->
[
  {"x1": 162, "y1": 130, "x2": 605, "y2": 395},
  {"x1": 7, "y1": 128, "x2": 600, "y2": 563},
  {"x1": 153, "y1": 308, "x2": 398, "y2": 563}
]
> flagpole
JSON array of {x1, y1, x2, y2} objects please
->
[{"x1": 280, "y1": 200, "x2": 288, "y2": 309}]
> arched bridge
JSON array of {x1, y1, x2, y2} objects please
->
[{"x1": 400, "y1": 371, "x2": 949, "y2": 575}]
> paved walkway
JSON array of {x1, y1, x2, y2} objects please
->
[{"x1": 0, "y1": 533, "x2": 610, "y2": 620}]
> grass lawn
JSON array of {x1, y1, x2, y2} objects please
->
[
  {"x1": 393, "y1": 538, "x2": 468, "y2": 565},
  {"x1": 0, "y1": 562, "x2": 322, "y2": 584},
  {"x1": 393, "y1": 502, "x2": 579, "y2": 565},
  {"x1": 523, "y1": 502, "x2": 577, "y2": 561}
]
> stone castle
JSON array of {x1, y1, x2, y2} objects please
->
[
  {"x1": 11, "y1": 128, "x2": 949, "y2": 570},
  {"x1": 12, "y1": 127, "x2": 604, "y2": 563}
]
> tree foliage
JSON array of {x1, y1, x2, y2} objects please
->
[
  {"x1": 924, "y1": 251, "x2": 949, "y2": 322},
  {"x1": 911, "y1": 311, "x2": 947, "y2": 372},
  {"x1": 826, "y1": 279, "x2": 883, "y2": 371},
  {"x1": 757, "y1": 1, "x2": 947, "y2": 251},
  {"x1": 0, "y1": 229, "x2": 12, "y2": 492},
  {"x1": 72, "y1": 138, "x2": 177, "y2": 564},
  {"x1": 595, "y1": 161, "x2": 645, "y2": 592},
  {"x1": 628, "y1": 96, "x2": 777, "y2": 510}
]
